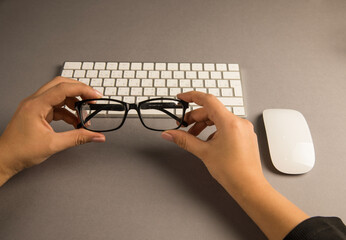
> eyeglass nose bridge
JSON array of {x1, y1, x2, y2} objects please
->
[{"x1": 128, "y1": 103, "x2": 138, "y2": 111}]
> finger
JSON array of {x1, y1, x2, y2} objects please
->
[
  {"x1": 161, "y1": 130, "x2": 207, "y2": 158},
  {"x1": 207, "y1": 131, "x2": 216, "y2": 141},
  {"x1": 55, "y1": 97, "x2": 79, "y2": 110},
  {"x1": 38, "y1": 82, "x2": 102, "y2": 108},
  {"x1": 184, "y1": 108, "x2": 211, "y2": 125},
  {"x1": 188, "y1": 121, "x2": 208, "y2": 136},
  {"x1": 177, "y1": 91, "x2": 233, "y2": 126},
  {"x1": 53, "y1": 108, "x2": 79, "y2": 128},
  {"x1": 51, "y1": 129, "x2": 106, "y2": 153},
  {"x1": 32, "y1": 77, "x2": 80, "y2": 97},
  {"x1": 65, "y1": 97, "x2": 79, "y2": 110}
]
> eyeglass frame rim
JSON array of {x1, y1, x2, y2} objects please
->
[{"x1": 74, "y1": 97, "x2": 189, "y2": 132}]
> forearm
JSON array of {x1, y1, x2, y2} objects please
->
[{"x1": 223, "y1": 174, "x2": 309, "y2": 240}]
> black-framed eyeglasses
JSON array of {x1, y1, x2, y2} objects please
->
[{"x1": 75, "y1": 98, "x2": 189, "y2": 132}]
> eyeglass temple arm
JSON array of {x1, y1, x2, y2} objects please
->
[
  {"x1": 154, "y1": 108, "x2": 188, "y2": 127},
  {"x1": 140, "y1": 103, "x2": 188, "y2": 127}
]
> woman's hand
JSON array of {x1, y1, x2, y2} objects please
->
[
  {"x1": 162, "y1": 91, "x2": 264, "y2": 189},
  {"x1": 0, "y1": 77, "x2": 106, "y2": 186}
]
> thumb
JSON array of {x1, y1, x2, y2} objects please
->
[
  {"x1": 162, "y1": 130, "x2": 206, "y2": 158},
  {"x1": 52, "y1": 129, "x2": 105, "y2": 152}
]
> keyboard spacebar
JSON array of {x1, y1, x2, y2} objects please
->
[{"x1": 217, "y1": 97, "x2": 244, "y2": 106}]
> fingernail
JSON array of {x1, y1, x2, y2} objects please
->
[
  {"x1": 94, "y1": 89, "x2": 103, "y2": 97},
  {"x1": 161, "y1": 132, "x2": 174, "y2": 142},
  {"x1": 92, "y1": 136, "x2": 105, "y2": 143}
]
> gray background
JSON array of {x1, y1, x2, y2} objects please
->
[{"x1": 0, "y1": 0, "x2": 345, "y2": 239}]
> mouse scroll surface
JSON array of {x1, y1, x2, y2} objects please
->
[{"x1": 263, "y1": 109, "x2": 315, "y2": 174}]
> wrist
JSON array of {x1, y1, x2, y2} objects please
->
[
  {"x1": 0, "y1": 137, "x2": 20, "y2": 186},
  {"x1": 215, "y1": 168, "x2": 269, "y2": 200}
]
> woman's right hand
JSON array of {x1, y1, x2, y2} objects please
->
[{"x1": 161, "y1": 91, "x2": 265, "y2": 191}]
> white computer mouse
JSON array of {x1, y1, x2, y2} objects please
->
[{"x1": 263, "y1": 109, "x2": 315, "y2": 174}]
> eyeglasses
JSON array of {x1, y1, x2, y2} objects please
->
[{"x1": 75, "y1": 98, "x2": 189, "y2": 132}]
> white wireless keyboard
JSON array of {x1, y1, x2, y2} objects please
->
[{"x1": 61, "y1": 61, "x2": 246, "y2": 117}]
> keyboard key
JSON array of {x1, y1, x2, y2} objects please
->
[
  {"x1": 142, "y1": 79, "x2": 153, "y2": 87},
  {"x1": 131, "y1": 62, "x2": 142, "y2": 70},
  {"x1": 173, "y1": 71, "x2": 184, "y2": 79},
  {"x1": 118, "y1": 87, "x2": 130, "y2": 95},
  {"x1": 192, "y1": 80, "x2": 204, "y2": 87},
  {"x1": 136, "y1": 71, "x2": 147, "y2": 78},
  {"x1": 115, "y1": 79, "x2": 127, "y2": 86},
  {"x1": 218, "y1": 97, "x2": 243, "y2": 106},
  {"x1": 94, "y1": 62, "x2": 106, "y2": 69},
  {"x1": 90, "y1": 78, "x2": 102, "y2": 87},
  {"x1": 78, "y1": 78, "x2": 90, "y2": 85},
  {"x1": 217, "y1": 80, "x2": 229, "y2": 87},
  {"x1": 170, "y1": 88, "x2": 181, "y2": 96},
  {"x1": 128, "y1": 79, "x2": 140, "y2": 87},
  {"x1": 198, "y1": 71, "x2": 209, "y2": 79},
  {"x1": 230, "y1": 80, "x2": 241, "y2": 87},
  {"x1": 204, "y1": 63, "x2": 215, "y2": 71},
  {"x1": 195, "y1": 88, "x2": 207, "y2": 93},
  {"x1": 221, "y1": 88, "x2": 233, "y2": 96},
  {"x1": 119, "y1": 62, "x2": 130, "y2": 70},
  {"x1": 182, "y1": 88, "x2": 194, "y2": 93},
  {"x1": 208, "y1": 88, "x2": 220, "y2": 96},
  {"x1": 192, "y1": 63, "x2": 203, "y2": 71},
  {"x1": 228, "y1": 64, "x2": 239, "y2": 71},
  {"x1": 124, "y1": 71, "x2": 135, "y2": 78},
  {"x1": 216, "y1": 63, "x2": 227, "y2": 71},
  {"x1": 143, "y1": 63, "x2": 154, "y2": 70},
  {"x1": 155, "y1": 63, "x2": 166, "y2": 70},
  {"x1": 211, "y1": 71, "x2": 222, "y2": 79},
  {"x1": 103, "y1": 78, "x2": 115, "y2": 86},
  {"x1": 82, "y1": 62, "x2": 94, "y2": 70},
  {"x1": 74, "y1": 70, "x2": 86, "y2": 78},
  {"x1": 167, "y1": 63, "x2": 178, "y2": 70},
  {"x1": 64, "y1": 62, "x2": 82, "y2": 69},
  {"x1": 167, "y1": 79, "x2": 178, "y2": 87},
  {"x1": 233, "y1": 107, "x2": 245, "y2": 116},
  {"x1": 110, "y1": 96, "x2": 122, "y2": 101},
  {"x1": 61, "y1": 70, "x2": 73, "y2": 78},
  {"x1": 144, "y1": 88, "x2": 155, "y2": 96},
  {"x1": 234, "y1": 86, "x2": 243, "y2": 96},
  {"x1": 91, "y1": 78, "x2": 102, "y2": 86},
  {"x1": 154, "y1": 79, "x2": 165, "y2": 87},
  {"x1": 137, "y1": 96, "x2": 149, "y2": 103},
  {"x1": 223, "y1": 71, "x2": 240, "y2": 79},
  {"x1": 149, "y1": 71, "x2": 159, "y2": 78},
  {"x1": 105, "y1": 87, "x2": 117, "y2": 96},
  {"x1": 205, "y1": 79, "x2": 216, "y2": 87},
  {"x1": 106, "y1": 62, "x2": 118, "y2": 70},
  {"x1": 179, "y1": 79, "x2": 191, "y2": 87},
  {"x1": 186, "y1": 71, "x2": 197, "y2": 79},
  {"x1": 99, "y1": 70, "x2": 110, "y2": 78},
  {"x1": 180, "y1": 63, "x2": 190, "y2": 71},
  {"x1": 157, "y1": 88, "x2": 168, "y2": 96},
  {"x1": 86, "y1": 70, "x2": 98, "y2": 78},
  {"x1": 161, "y1": 71, "x2": 172, "y2": 79},
  {"x1": 131, "y1": 88, "x2": 143, "y2": 96},
  {"x1": 123, "y1": 96, "x2": 135, "y2": 103},
  {"x1": 111, "y1": 70, "x2": 123, "y2": 78}
]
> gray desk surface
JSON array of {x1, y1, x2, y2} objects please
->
[{"x1": 0, "y1": 0, "x2": 345, "y2": 239}]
